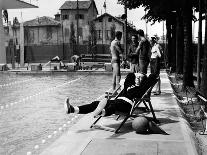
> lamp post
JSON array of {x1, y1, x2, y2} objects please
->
[
  {"x1": 124, "y1": 3, "x2": 127, "y2": 58},
  {"x1": 197, "y1": 0, "x2": 202, "y2": 89}
]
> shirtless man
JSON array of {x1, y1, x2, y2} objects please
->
[{"x1": 110, "y1": 31, "x2": 123, "y2": 93}]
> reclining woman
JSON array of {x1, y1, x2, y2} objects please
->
[{"x1": 64, "y1": 73, "x2": 157, "y2": 117}]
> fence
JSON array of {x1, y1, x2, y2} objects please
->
[{"x1": 6, "y1": 44, "x2": 111, "y2": 63}]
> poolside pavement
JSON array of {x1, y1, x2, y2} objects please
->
[{"x1": 39, "y1": 72, "x2": 198, "y2": 155}]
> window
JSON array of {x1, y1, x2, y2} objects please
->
[
  {"x1": 80, "y1": 14, "x2": 84, "y2": 19},
  {"x1": 106, "y1": 30, "x2": 111, "y2": 40},
  {"x1": 75, "y1": 14, "x2": 84, "y2": 20},
  {"x1": 99, "y1": 18, "x2": 102, "y2": 22},
  {"x1": 96, "y1": 30, "x2": 102, "y2": 39},
  {"x1": 62, "y1": 14, "x2": 69, "y2": 20},
  {"x1": 108, "y1": 18, "x2": 112, "y2": 22},
  {"x1": 28, "y1": 30, "x2": 34, "y2": 43}
]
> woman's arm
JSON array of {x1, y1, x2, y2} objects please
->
[{"x1": 92, "y1": 98, "x2": 108, "y2": 117}]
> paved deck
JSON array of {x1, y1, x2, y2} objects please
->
[{"x1": 40, "y1": 73, "x2": 198, "y2": 155}]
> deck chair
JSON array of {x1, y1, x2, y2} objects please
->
[{"x1": 90, "y1": 74, "x2": 159, "y2": 133}]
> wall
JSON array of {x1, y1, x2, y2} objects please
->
[
  {"x1": 61, "y1": 9, "x2": 90, "y2": 44},
  {"x1": 94, "y1": 16, "x2": 124, "y2": 45},
  {"x1": 20, "y1": 44, "x2": 111, "y2": 63},
  {"x1": 24, "y1": 26, "x2": 62, "y2": 45}
]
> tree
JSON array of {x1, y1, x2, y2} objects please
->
[
  {"x1": 176, "y1": 9, "x2": 184, "y2": 74},
  {"x1": 110, "y1": 23, "x2": 116, "y2": 42},
  {"x1": 182, "y1": 0, "x2": 194, "y2": 88},
  {"x1": 118, "y1": 0, "x2": 195, "y2": 87},
  {"x1": 201, "y1": 1, "x2": 207, "y2": 97},
  {"x1": 88, "y1": 21, "x2": 97, "y2": 55},
  {"x1": 70, "y1": 22, "x2": 76, "y2": 55}
]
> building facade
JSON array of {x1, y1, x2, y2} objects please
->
[
  {"x1": 93, "y1": 13, "x2": 124, "y2": 45},
  {"x1": 59, "y1": 0, "x2": 98, "y2": 44}
]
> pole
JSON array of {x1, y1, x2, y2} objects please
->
[
  {"x1": 76, "y1": 0, "x2": 79, "y2": 54},
  {"x1": 163, "y1": 21, "x2": 165, "y2": 45},
  {"x1": 145, "y1": 10, "x2": 148, "y2": 38},
  {"x1": 197, "y1": 0, "x2": 202, "y2": 89},
  {"x1": 124, "y1": 4, "x2": 127, "y2": 58},
  {"x1": 62, "y1": 21, "x2": 65, "y2": 60}
]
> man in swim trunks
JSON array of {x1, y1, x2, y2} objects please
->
[{"x1": 110, "y1": 31, "x2": 123, "y2": 93}]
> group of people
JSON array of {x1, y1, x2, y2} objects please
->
[
  {"x1": 63, "y1": 29, "x2": 162, "y2": 119},
  {"x1": 110, "y1": 29, "x2": 162, "y2": 96}
]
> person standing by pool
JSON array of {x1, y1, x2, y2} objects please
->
[
  {"x1": 135, "y1": 29, "x2": 151, "y2": 74},
  {"x1": 128, "y1": 35, "x2": 139, "y2": 73},
  {"x1": 150, "y1": 36, "x2": 162, "y2": 95},
  {"x1": 110, "y1": 31, "x2": 123, "y2": 93}
]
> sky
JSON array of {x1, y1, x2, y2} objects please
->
[{"x1": 6, "y1": 0, "x2": 205, "y2": 39}]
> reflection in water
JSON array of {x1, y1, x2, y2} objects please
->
[{"x1": 0, "y1": 73, "x2": 111, "y2": 155}]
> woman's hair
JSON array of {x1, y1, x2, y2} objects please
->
[{"x1": 123, "y1": 73, "x2": 136, "y2": 93}]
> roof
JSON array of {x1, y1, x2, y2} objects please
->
[
  {"x1": 59, "y1": 0, "x2": 98, "y2": 13},
  {"x1": 2, "y1": 0, "x2": 38, "y2": 9},
  {"x1": 23, "y1": 16, "x2": 61, "y2": 27},
  {"x1": 94, "y1": 13, "x2": 124, "y2": 25},
  {"x1": 60, "y1": 1, "x2": 90, "y2": 10}
]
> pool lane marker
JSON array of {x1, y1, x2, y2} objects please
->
[
  {"x1": 0, "y1": 77, "x2": 82, "y2": 113},
  {"x1": 0, "y1": 78, "x2": 36, "y2": 89},
  {"x1": 0, "y1": 78, "x2": 82, "y2": 111},
  {"x1": 26, "y1": 88, "x2": 108, "y2": 155},
  {"x1": 27, "y1": 115, "x2": 80, "y2": 155}
]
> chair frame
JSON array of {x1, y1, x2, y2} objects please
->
[{"x1": 90, "y1": 77, "x2": 159, "y2": 133}]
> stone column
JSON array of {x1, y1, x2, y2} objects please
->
[{"x1": 0, "y1": 9, "x2": 7, "y2": 64}]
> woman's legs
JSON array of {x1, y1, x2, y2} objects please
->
[
  {"x1": 104, "y1": 100, "x2": 132, "y2": 116},
  {"x1": 64, "y1": 97, "x2": 100, "y2": 114},
  {"x1": 78, "y1": 101, "x2": 100, "y2": 114},
  {"x1": 64, "y1": 98, "x2": 132, "y2": 117}
]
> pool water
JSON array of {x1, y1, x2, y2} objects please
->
[{"x1": 0, "y1": 73, "x2": 112, "y2": 155}]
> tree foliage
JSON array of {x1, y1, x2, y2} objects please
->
[
  {"x1": 89, "y1": 21, "x2": 97, "y2": 46},
  {"x1": 70, "y1": 22, "x2": 76, "y2": 44},
  {"x1": 118, "y1": 0, "x2": 202, "y2": 23},
  {"x1": 110, "y1": 23, "x2": 116, "y2": 42}
]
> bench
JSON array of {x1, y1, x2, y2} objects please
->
[
  {"x1": 80, "y1": 54, "x2": 111, "y2": 70},
  {"x1": 186, "y1": 86, "x2": 207, "y2": 135}
]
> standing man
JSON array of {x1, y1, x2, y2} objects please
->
[
  {"x1": 128, "y1": 35, "x2": 139, "y2": 73},
  {"x1": 110, "y1": 31, "x2": 123, "y2": 93},
  {"x1": 135, "y1": 29, "x2": 151, "y2": 75},
  {"x1": 150, "y1": 36, "x2": 162, "y2": 95}
]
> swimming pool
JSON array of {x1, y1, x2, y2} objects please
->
[{"x1": 0, "y1": 73, "x2": 112, "y2": 155}]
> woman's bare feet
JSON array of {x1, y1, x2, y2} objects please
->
[{"x1": 64, "y1": 97, "x2": 74, "y2": 114}]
